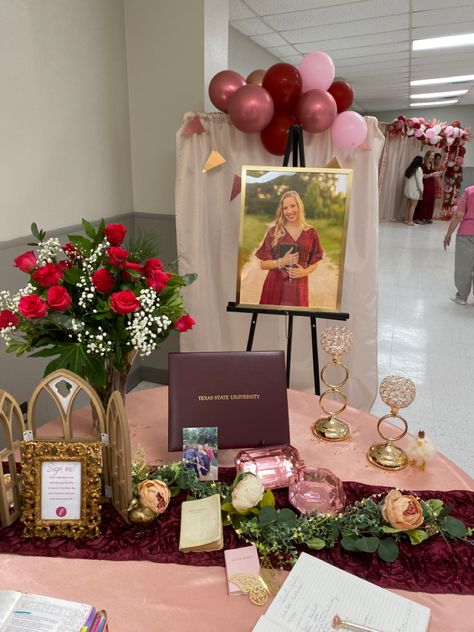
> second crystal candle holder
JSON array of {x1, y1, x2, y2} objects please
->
[
  {"x1": 288, "y1": 466, "x2": 346, "y2": 515},
  {"x1": 312, "y1": 326, "x2": 353, "y2": 442}
]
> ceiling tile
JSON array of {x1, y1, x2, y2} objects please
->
[
  {"x1": 262, "y1": 0, "x2": 409, "y2": 31},
  {"x1": 296, "y1": 29, "x2": 409, "y2": 54},
  {"x1": 246, "y1": 0, "x2": 357, "y2": 14},
  {"x1": 412, "y1": 6, "x2": 474, "y2": 27},
  {"x1": 414, "y1": 0, "x2": 474, "y2": 9},
  {"x1": 229, "y1": 0, "x2": 255, "y2": 21},
  {"x1": 412, "y1": 20, "x2": 474, "y2": 40},
  {"x1": 329, "y1": 42, "x2": 409, "y2": 61},
  {"x1": 267, "y1": 44, "x2": 298, "y2": 57},
  {"x1": 282, "y1": 14, "x2": 409, "y2": 44},
  {"x1": 251, "y1": 32, "x2": 288, "y2": 47},
  {"x1": 230, "y1": 17, "x2": 272, "y2": 37}
]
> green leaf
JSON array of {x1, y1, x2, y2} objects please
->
[
  {"x1": 259, "y1": 490, "x2": 275, "y2": 508},
  {"x1": 221, "y1": 502, "x2": 234, "y2": 513},
  {"x1": 126, "y1": 268, "x2": 141, "y2": 279},
  {"x1": 307, "y1": 537, "x2": 326, "y2": 550},
  {"x1": 67, "y1": 235, "x2": 93, "y2": 255},
  {"x1": 40, "y1": 343, "x2": 106, "y2": 389},
  {"x1": 31, "y1": 222, "x2": 41, "y2": 240},
  {"x1": 355, "y1": 536, "x2": 380, "y2": 553},
  {"x1": 340, "y1": 535, "x2": 359, "y2": 552},
  {"x1": 258, "y1": 506, "x2": 278, "y2": 526},
  {"x1": 443, "y1": 516, "x2": 467, "y2": 539},
  {"x1": 377, "y1": 537, "x2": 399, "y2": 562},
  {"x1": 63, "y1": 268, "x2": 82, "y2": 284},
  {"x1": 82, "y1": 219, "x2": 96, "y2": 239},
  {"x1": 381, "y1": 526, "x2": 404, "y2": 534},
  {"x1": 278, "y1": 508, "x2": 297, "y2": 527},
  {"x1": 406, "y1": 529, "x2": 429, "y2": 545},
  {"x1": 182, "y1": 273, "x2": 197, "y2": 286}
]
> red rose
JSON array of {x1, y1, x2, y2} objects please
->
[
  {"x1": 0, "y1": 309, "x2": 19, "y2": 329},
  {"x1": 47, "y1": 286, "x2": 72, "y2": 311},
  {"x1": 18, "y1": 294, "x2": 47, "y2": 319},
  {"x1": 146, "y1": 269, "x2": 171, "y2": 292},
  {"x1": 92, "y1": 268, "x2": 115, "y2": 293},
  {"x1": 174, "y1": 313, "x2": 195, "y2": 332},
  {"x1": 123, "y1": 261, "x2": 143, "y2": 282},
  {"x1": 14, "y1": 251, "x2": 37, "y2": 273},
  {"x1": 143, "y1": 258, "x2": 163, "y2": 278},
  {"x1": 62, "y1": 242, "x2": 79, "y2": 259},
  {"x1": 109, "y1": 290, "x2": 140, "y2": 314},
  {"x1": 31, "y1": 263, "x2": 64, "y2": 287},
  {"x1": 107, "y1": 247, "x2": 129, "y2": 267},
  {"x1": 104, "y1": 223, "x2": 127, "y2": 246}
]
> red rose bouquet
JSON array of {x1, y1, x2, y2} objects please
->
[{"x1": 0, "y1": 219, "x2": 196, "y2": 404}]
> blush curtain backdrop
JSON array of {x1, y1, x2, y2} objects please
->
[
  {"x1": 175, "y1": 113, "x2": 384, "y2": 411},
  {"x1": 378, "y1": 124, "x2": 426, "y2": 222}
]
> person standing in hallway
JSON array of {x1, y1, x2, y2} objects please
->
[
  {"x1": 443, "y1": 184, "x2": 474, "y2": 305},
  {"x1": 432, "y1": 152, "x2": 445, "y2": 219},
  {"x1": 413, "y1": 151, "x2": 444, "y2": 224},
  {"x1": 402, "y1": 155, "x2": 424, "y2": 225}
]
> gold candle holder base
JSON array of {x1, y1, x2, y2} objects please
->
[
  {"x1": 312, "y1": 415, "x2": 350, "y2": 442},
  {"x1": 367, "y1": 442, "x2": 408, "y2": 470}
]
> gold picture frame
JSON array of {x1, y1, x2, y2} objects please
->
[
  {"x1": 236, "y1": 165, "x2": 352, "y2": 312},
  {"x1": 20, "y1": 441, "x2": 102, "y2": 539}
]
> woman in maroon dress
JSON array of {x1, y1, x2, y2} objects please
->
[
  {"x1": 414, "y1": 151, "x2": 444, "y2": 224},
  {"x1": 255, "y1": 191, "x2": 323, "y2": 307}
]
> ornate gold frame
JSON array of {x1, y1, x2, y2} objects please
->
[{"x1": 20, "y1": 441, "x2": 102, "y2": 539}]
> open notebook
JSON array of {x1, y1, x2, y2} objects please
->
[{"x1": 253, "y1": 553, "x2": 430, "y2": 632}]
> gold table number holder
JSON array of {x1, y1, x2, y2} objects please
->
[
  {"x1": 367, "y1": 374, "x2": 416, "y2": 470},
  {"x1": 312, "y1": 326, "x2": 353, "y2": 442}
]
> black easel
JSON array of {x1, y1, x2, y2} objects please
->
[{"x1": 228, "y1": 125, "x2": 349, "y2": 394}]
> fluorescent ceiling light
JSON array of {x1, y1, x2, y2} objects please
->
[
  {"x1": 411, "y1": 89, "x2": 468, "y2": 99},
  {"x1": 413, "y1": 33, "x2": 474, "y2": 50},
  {"x1": 411, "y1": 75, "x2": 474, "y2": 86},
  {"x1": 410, "y1": 99, "x2": 459, "y2": 107}
]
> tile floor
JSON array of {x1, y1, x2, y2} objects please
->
[
  {"x1": 371, "y1": 220, "x2": 474, "y2": 479},
  {"x1": 134, "y1": 220, "x2": 473, "y2": 479}
]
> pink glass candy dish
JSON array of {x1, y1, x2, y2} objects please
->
[
  {"x1": 288, "y1": 466, "x2": 346, "y2": 515},
  {"x1": 234, "y1": 445, "x2": 302, "y2": 489}
]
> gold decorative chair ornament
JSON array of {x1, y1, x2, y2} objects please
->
[
  {"x1": 312, "y1": 326, "x2": 352, "y2": 442},
  {"x1": 367, "y1": 374, "x2": 416, "y2": 470}
]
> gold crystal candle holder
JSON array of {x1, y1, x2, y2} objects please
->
[
  {"x1": 367, "y1": 374, "x2": 416, "y2": 470},
  {"x1": 312, "y1": 326, "x2": 352, "y2": 442}
]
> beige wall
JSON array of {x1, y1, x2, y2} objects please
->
[
  {"x1": 0, "y1": 0, "x2": 133, "y2": 241},
  {"x1": 228, "y1": 26, "x2": 279, "y2": 79},
  {"x1": 124, "y1": 0, "x2": 206, "y2": 215}
]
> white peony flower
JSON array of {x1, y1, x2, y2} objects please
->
[{"x1": 231, "y1": 473, "x2": 264, "y2": 512}]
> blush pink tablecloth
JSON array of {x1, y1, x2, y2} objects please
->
[{"x1": 0, "y1": 387, "x2": 472, "y2": 631}]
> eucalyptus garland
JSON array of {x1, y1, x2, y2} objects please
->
[{"x1": 132, "y1": 457, "x2": 472, "y2": 565}]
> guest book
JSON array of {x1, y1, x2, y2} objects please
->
[
  {"x1": 178, "y1": 494, "x2": 223, "y2": 553},
  {"x1": 252, "y1": 553, "x2": 430, "y2": 632},
  {"x1": 168, "y1": 351, "x2": 290, "y2": 451},
  {"x1": 224, "y1": 545, "x2": 261, "y2": 595},
  {"x1": 0, "y1": 591, "x2": 107, "y2": 631}
]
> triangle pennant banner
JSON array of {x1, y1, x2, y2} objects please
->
[
  {"x1": 203, "y1": 149, "x2": 226, "y2": 173},
  {"x1": 230, "y1": 175, "x2": 242, "y2": 201},
  {"x1": 325, "y1": 157, "x2": 341, "y2": 169},
  {"x1": 180, "y1": 115, "x2": 205, "y2": 136}
]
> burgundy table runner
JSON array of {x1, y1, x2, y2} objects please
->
[{"x1": 1, "y1": 469, "x2": 472, "y2": 595}]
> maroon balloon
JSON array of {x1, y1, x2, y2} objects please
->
[
  {"x1": 262, "y1": 63, "x2": 302, "y2": 113},
  {"x1": 208, "y1": 70, "x2": 246, "y2": 113},
  {"x1": 327, "y1": 80, "x2": 354, "y2": 113},
  {"x1": 296, "y1": 90, "x2": 337, "y2": 133},
  {"x1": 228, "y1": 85, "x2": 274, "y2": 133},
  {"x1": 261, "y1": 112, "x2": 296, "y2": 155}
]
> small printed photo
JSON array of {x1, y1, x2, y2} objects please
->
[{"x1": 182, "y1": 426, "x2": 218, "y2": 481}]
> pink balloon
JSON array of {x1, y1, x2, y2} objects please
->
[
  {"x1": 298, "y1": 52, "x2": 335, "y2": 92},
  {"x1": 208, "y1": 70, "x2": 246, "y2": 113},
  {"x1": 330, "y1": 111, "x2": 368, "y2": 150},
  {"x1": 414, "y1": 129, "x2": 424, "y2": 138},
  {"x1": 424, "y1": 128, "x2": 436, "y2": 138},
  {"x1": 295, "y1": 89, "x2": 337, "y2": 133},
  {"x1": 456, "y1": 157, "x2": 464, "y2": 166},
  {"x1": 228, "y1": 85, "x2": 274, "y2": 133}
]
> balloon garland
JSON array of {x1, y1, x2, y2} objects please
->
[
  {"x1": 387, "y1": 115, "x2": 472, "y2": 216},
  {"x1": 208, "y1": 52, "x2": 367, "y2": 156}
]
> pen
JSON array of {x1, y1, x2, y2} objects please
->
[
  {"x1": 332, "y1": 614, "x2": 384, "y2": 632},
  {"x1": 81, "y1": 607, "x2": 97, "y2": 632}
]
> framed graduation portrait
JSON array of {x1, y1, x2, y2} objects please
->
[{"x1": 236, "y1": 166, "x2": 352, "y2": 312}]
